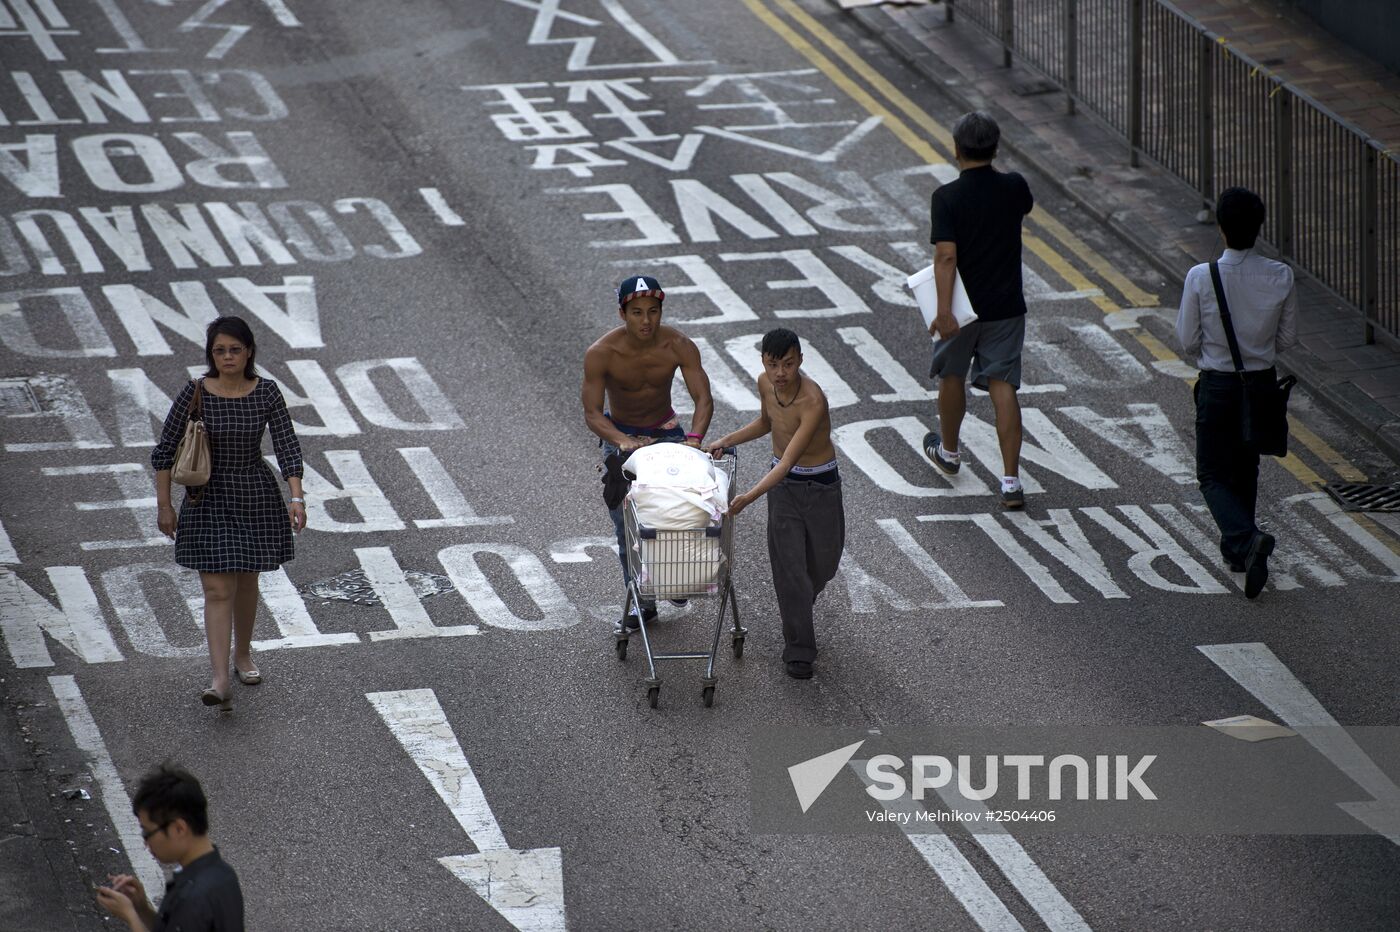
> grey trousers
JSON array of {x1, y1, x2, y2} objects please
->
[{"x1": 767, "y1": 478, "x2": 845, "y2": 663}]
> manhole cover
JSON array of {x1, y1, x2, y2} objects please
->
[
  {"x1": 300, "y1": 568, "x2": 455, "y2": 605},
  {"x1": 0, "y1": 379, "x2": 40, "y2": 416},
  {"x1": 1322, "y1": 482, "x2": 1400, "y2": 513}
]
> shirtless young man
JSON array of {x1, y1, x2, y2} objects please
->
[
  {"x1": 581, "y1": 275, "x2": 714, "y2": 631},
  {"x1": 707, "y1": 328, "x2": 844, "y2": 680}
]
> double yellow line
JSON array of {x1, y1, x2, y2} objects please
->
[{"x1": 744, "y1": 0, "x2": 1384, "y2": 508}]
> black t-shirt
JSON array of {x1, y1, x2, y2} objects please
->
[
  {"x1": 154, "y1": 848, "x2": 244, "y2": 932},
  {"x1": 929, "y1": 165, "x2": 1034, "y2": 321}
]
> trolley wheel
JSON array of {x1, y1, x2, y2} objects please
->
[
  {"x1": 732, "y1": 636, "x2": 744, "y2": 659},
  {"x1": 702, "y1": 685, "x2": 715, "y2": 707},
  {"x1": 647, "y1": 686, "x2": 660, "y2": 709},
  {"x1": 615, "y1": 638, "x2": 628, "y2": 660}
]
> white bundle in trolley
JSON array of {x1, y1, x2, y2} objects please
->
[{"x1": 622, "y1": 444, "x2": 730, "y2": 597}]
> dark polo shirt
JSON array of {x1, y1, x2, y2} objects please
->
[
  {"x1": 929, "y1": 164, "x2": 1034, "y2": 321},
  {"x1": 155, "y1": 847, "x2": 244, "y2": 932}
]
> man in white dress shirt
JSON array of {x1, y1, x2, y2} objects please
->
[{"x1": 1176, "y1": 187, "x2": 1298, "y2": 599}]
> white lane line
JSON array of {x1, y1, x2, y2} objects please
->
[
  {"x1": 853, "y1": 762, "x2": 1026, "y2": 932},
  {"x1": 48, "y1": 675, "x2": 165, "y2": 896},
  {"x1": 419, "y1": 187, "x2": 465, "y2": 226},
  {"x1": 1199, "y1": 642, "x2": 1400, "y2": 846},
  {"x1": 933, "y1": 788, "x2": 1093, "y2": 932},
  {"x1": 0, "y1": 519, "x2": 17, "y2": 563},
  {"x1": 256, "y1": 0, "x2": 301, "y2": 27},
  {"x1": 368, "y1": 689, "x2": 507, "y2": 849},
  {"x1": 368, "y1": 689, "x2": 566, "y2": 932}
]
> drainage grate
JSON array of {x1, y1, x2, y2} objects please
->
[
  {"x1": 1322, "y1": 482, "x2": 1400, "y2": 513},
  {"x1": 0, "y1": 379, "x2": 41, "y2": 416},
  {"x1": 300, "y1": 568, "x2": 455, "y2": 606}
]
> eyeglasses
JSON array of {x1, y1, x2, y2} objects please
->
[
  {"x1": 211, "y1": 346, "x2": 246, "y2": 357},
  {"x1": 141, "y1": 821, "x2": 170, "y2": 841}
]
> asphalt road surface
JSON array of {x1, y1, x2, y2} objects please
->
[{"x1": 2, "y1": 1, "x2": 1399, "y2": 930}]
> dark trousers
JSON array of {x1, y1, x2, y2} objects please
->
[
  {"x1": 767, "y1": 478, "x2": 845, "y2": 662},
  {"x1": 1194, "y1": 371, "x2": 1264, "y2": 564}
]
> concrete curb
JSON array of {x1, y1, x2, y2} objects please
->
[{"x1": 841, "y1": 2, "x2": 1400, "y2": 470}]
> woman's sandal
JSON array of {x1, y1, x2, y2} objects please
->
[
  {"x1": 234, "y1": 666, "x2": 262, "y2": 686},
  {"x1": 200, "y1": 688, "x2": 232, "y2": 711}
]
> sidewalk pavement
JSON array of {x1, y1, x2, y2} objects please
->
[
  {"x1": 1170, "y1": 0, "x2": 1400, "y2": 152},
  {"x1": 841, "y1": 0, "x2": 1400, "y2": 469},
  {"x1": 0, "y1": 682, "x2": 99, "y2": 931}
]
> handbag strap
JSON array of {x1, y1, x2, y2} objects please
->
[
  {"x1": 1207, "y1": 261, "x2": 1248, "y2": 378},
  {"x1": 190, "y1": 378, "x2": 204, "y2": 421}
]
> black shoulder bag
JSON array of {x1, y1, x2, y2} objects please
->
[{"x1": 1207, "y1": 261, "x2": 1297, "y2": 457}]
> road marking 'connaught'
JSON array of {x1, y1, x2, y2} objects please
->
[{"x1": 49, "y1": 675, "x2": 165, "y2": 897}]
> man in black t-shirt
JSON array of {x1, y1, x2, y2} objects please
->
[
  {"x1": 923, "y1": 111, "x2": 1034, "y2": 508},
  {"x1": 97, "y1": 764, "x2": 244, "y2": 932}
]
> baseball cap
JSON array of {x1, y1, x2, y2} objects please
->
[{"x1": 617, "y1": 275, "x2": 664, "y2": 306}]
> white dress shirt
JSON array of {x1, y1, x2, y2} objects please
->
[{"x1": 1176, "y1": 248, "x2": 1299, "y2": 372}]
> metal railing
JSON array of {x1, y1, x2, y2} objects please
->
[{"x1": 945, "y1": 0, "x2": 1400, "y2": 342}]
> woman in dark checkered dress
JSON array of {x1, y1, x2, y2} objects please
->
[{"x1": 151, "y1": 316, "x2": 306, "y2": 710}]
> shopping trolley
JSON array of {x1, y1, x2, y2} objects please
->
[{"x1": 615, "y1": 449, "x2": 745, "y2": 708}]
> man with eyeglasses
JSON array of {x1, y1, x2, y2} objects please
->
[{"x1": 96, "y1": 764, "x2": 244, "y2": 931}]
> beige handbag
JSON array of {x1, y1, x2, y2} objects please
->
[{"x1": 171, "y1": 379, "x2": 211, "y2": 498}]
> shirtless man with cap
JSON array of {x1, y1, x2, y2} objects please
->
[{"x1": 582, "y1": 275, "x2": 714, "y2": 631}]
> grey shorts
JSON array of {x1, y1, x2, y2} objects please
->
[{"x1": 929, "y1": 315, "x2": 1026, "y2": 391}]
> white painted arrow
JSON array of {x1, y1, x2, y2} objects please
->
[
  {"x1": 368, "y1": 689, "x2": 566, "y2": 931},
  {"x1": 1199, "y1": 642, "x2": 1400, "y2": 847}
]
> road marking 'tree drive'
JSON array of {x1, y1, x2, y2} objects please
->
[{"x1": 367, "y1": 688, "x2": 566, "y2": 932}]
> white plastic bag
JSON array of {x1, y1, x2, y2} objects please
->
[{"x1": 622, "y1": 444, "x2": 728, "y2": 529}]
